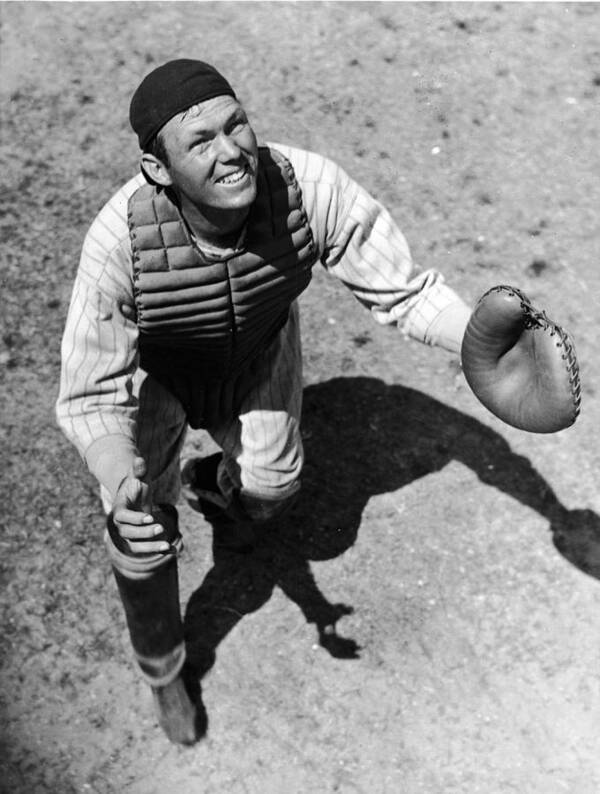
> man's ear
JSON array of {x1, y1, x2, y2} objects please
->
[{"x1": 140, "y1": 153, "x2": 173, "y2": 187}]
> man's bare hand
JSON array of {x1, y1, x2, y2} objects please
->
[{"x1": 112, "y1": 457, "x2": 171, "y2": 554}]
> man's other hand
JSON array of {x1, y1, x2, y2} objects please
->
[{"x1": 112, "y1": 457, "x2": 171, "y2": 554}]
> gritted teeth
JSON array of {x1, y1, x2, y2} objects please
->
[{"x1": 216, "y1": 166, "x2": 248, "y2": 185}]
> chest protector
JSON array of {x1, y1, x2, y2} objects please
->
[{"x1": 128, "y1": 147, "x2": 317, "y2": 422}]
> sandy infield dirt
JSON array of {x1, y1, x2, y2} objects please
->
[{"x1": 1, "y1": 2, "x2": 600, "y2": 792}]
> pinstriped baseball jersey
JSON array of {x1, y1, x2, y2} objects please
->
[{"x1": 57, "y1": 142, "x2": 471, "y2": 502}]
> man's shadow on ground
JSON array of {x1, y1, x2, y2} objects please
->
[{"x1": 182, "y1": 376, "x2": 600, "y2": 732}]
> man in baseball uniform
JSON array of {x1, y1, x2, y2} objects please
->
[{"x1": 56, "y1": 59, "x2": 472, "y2": 744}]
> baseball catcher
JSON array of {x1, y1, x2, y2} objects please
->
[{"x1": 56, "y1": 58, "x2": 580, "y2": 746}]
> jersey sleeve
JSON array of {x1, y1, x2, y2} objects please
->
[
  {"x1": 272, "y1": 143, "x2": 471, "y2": 354},
  {"x1": 55, "y1": 178, "x2": 145, "y2": 497}
]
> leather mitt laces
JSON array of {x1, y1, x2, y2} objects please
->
[{"x1": 461, "y1": 285, "x2": 581, "y2": 433}]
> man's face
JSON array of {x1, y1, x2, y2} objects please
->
[{"x1": 157, "y1": 95, "x2": 259, "y2": 214}]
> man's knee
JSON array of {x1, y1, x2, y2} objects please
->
[{"x1": 237, "y1": 483, "x2": 300, "y2": 524}]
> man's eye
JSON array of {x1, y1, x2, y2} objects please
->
[{"x1": 229, "y1": 119, "x2": 246, "y2": 134}]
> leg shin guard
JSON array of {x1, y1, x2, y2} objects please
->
[{"x1": 106, "y1": 505, "x2": 186, "y2": 686}]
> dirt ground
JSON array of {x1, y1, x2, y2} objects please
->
[{"x1": 2, "y1": 2, "x2": 600, "y2": 792}]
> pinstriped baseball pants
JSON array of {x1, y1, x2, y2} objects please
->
[
  {"x1": 103, "y1": 306, "x2": 304, "y2": 687},
  {"x1": 102, "y1": 301, "x2": 304, "y2": 521}
]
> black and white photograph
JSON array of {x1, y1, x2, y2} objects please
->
[{"x1": 1, "y1": 1, "x2": 599, "y2": 791}]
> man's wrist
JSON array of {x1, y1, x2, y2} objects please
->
[
  {"x1": 425, "y1": 301, "x2": 472, "y2": 355},
  {"x1": 84, "y1": 435, "x2": 140, "y2": 501}
]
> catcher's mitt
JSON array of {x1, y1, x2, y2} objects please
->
[{"x1": 461, "y1": 285, "x2": 581, "y2": 433}]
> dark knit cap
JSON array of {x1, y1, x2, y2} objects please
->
[{"x1": 129, "y1": 59, "x2": 237, "y2": 149}]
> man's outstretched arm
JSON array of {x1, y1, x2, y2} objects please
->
[{"x1": 276, "y1": 142, "x2": 472, "y2": 354}]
